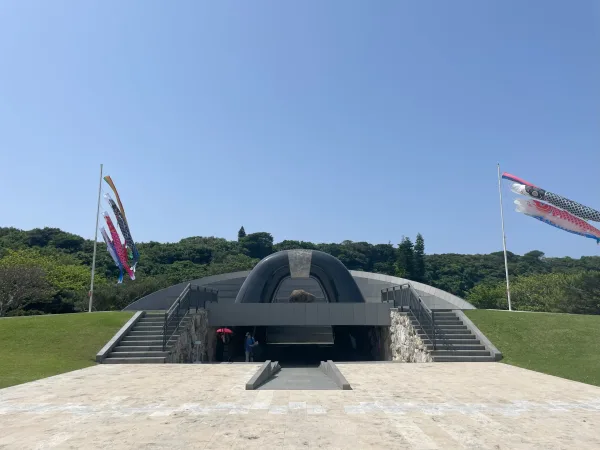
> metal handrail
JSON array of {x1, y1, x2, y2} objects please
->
[
  {"x1": 381, "y1": 284, "x2": 438, "y2": 350},
  {"x1": 163, "y1": 283, "x2": 192, "y2": 351},
  {"x1": 190, "y1": 285, "x2": 219, "y2": 312}
]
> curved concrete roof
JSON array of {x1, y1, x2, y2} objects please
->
[
  {"x1": 348, "y1": 271, "x2": 474, "y2": 310},
  {"x1": 124, "y1": 270, "x2": 474, "y2": 311}
]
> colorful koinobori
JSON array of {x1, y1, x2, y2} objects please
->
[
  {"x1": 503, "y1": 172, "x2": 600, "y2": 222},
  {"x1": 101, "y1": 175, "x2": 139, "y2": 283},
  {"x1": 104, "y1": 192, "x2": 140, "y2": 269},
  {"x1": 103, "y1": 212, "x2": 135, "y2": 281},
  {"x1": 100, "y1": 227, "x2": 124, "y2": 283},
  {"x1": 503, "y1": 172, "x2": 600, "y2": 244}
]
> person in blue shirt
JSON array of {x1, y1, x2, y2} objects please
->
[{"x1": 244, "y1": 332, "x2": 259, "y2": 362}]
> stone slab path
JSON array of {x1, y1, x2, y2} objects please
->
[{"x1": 1, "y1": 362, "x2": 600, "y2": 449}]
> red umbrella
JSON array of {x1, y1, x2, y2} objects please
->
[{"x1": 216, "y1": 328, "x2": 233, "y2": 334}]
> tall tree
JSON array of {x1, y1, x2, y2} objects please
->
[
  {"x1": 237, "y1": 226, "x2": 246, "y2": 240},
  {"x1": 413, "y1": 233, "x2": 425, "y2": 282},
  {"x1": 395, "y1": 237, "x2": 414, "y2": 279},
  {"x1": 240, "y1": 232, "x2": 274, "y2": 260},
  {"x1": 0, "y1": 266, "x2": 52, "y2": 316}
]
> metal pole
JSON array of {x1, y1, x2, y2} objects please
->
[
  {"x1": 88, "y1": 163, "x2": 103, "y2": 313},
  {"x1": 497, "y1": 163, "x2": 512, "y2": 311}
]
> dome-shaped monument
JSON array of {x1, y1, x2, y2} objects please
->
[{"x1": 235, "y1": 249, "x2": 366, "y2": 303}]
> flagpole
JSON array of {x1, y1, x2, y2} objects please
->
[
  {"x1": 497, "y1": 163, "x2": 512, "y2": 311},
  {"x1": 89, "y1": 163, "x2": 103, "y2": 313}
]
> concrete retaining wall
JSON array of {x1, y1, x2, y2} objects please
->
[
  {"x1": 319, "y1": 360, "x2": 352, "y2": 390},
  {"x1": 387, "y1": 311, "x2": 432, "y2": 363},
  {"x1": 166, "y1": 311, "x2": 217, "y2": 363},
  {"x1": 246, "y1": 360, "x2": 281, "y2": 390}
]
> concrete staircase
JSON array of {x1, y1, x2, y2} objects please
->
[
  {"x1": 410, "y1": 310, "x2": 495, "y2": 362},
  {"x1": 103, "y1": 312, "x2": 191, "y2": 364}
]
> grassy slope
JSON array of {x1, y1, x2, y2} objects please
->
[
  {"x1": 466, "y1": 310, "x2": 600, "y2": 387},
  {"x1": 0, "y1": 312, "x2": 132, "y2": 389}
]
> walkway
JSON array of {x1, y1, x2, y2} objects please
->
[
  {"x1": 1, "y1": 363, "x2": 600, "y2": 449},
  {"x1": 257, "y1": 366, "x2": 339, "y2": 390}
]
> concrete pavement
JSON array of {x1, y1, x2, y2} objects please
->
[{"x1": 1, "y1": 362, "x2": 599, "y2": 449}]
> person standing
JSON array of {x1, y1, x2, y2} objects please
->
[{"x1": 244, "y1": 332, "x2": 259, "y2": 362}]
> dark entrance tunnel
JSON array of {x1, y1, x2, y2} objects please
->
[{"x1": 215, "y1": 326, "x2": 387, "y2": 365}]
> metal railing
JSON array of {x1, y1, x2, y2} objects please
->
[
  {"x1": 381, "y1": 284, "x2": 438, "y2": 350},
  {"x1": 190, "y1": 285, "x2": 219, "y2": 311},
  {"x1": 162, "y1": 284, "x2": 220, "y2": 351},
  {"x1": 163, "y1": 283, "x2": 192, "y2": 351}
]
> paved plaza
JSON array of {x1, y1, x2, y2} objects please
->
[{"x1": 1, "y1": 362, "x2": 600, "y2": 449}]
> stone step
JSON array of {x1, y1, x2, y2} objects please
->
[
  {"x1": 122, "y1": 334, "x2": 180, "y2": 341},
  {"x1": 133, "y1": 326, "x2": 165, "y2": 332},
  {"x1": 431, "y1": 350, "x2": 491, "y2": 357},
  {"x1": 109, "y1": 351, "x2": 169, "y2": 358},
  {"x1": 132, "y1": 325, "x2": 182, "y2": 333},
  {"x1": 411, "y1": 321, "x2": 463, "y2": 328},
  {"x1": 426, "y1": 344, "x2": 486, "y2": 351},
  {"x1": 113, "y1": 345, "x2": 165, "y2": 352},
  {"x1": 432, "y1": 355, "x2": 496, "y2": 362},
  {"x1": 142, "y1": 317, "x2": 187, "y2": 323},
  {"x1": 414, "y1": 326, "x2": 469, "y2": 332},
  {"x1": 416, "y1": 329, "x2": 471, "y2": 335},
  {"x1": 103, "y1": 357, "x2": 166, "y2": 364},
  {"x1": 419, "y1": 332, "x2": 475, "y2": 339},
  {"x1": 422, "y1": 338, "x2": 482, "y2": 345},
  {"x1": 129, "y1": 331, "x2": 168, "y2": 336},
  {"x1": 411, "y1": 321, "x2": 467, "y2": 329},
  {"x1": 120, "y1": 339, "x2": 164, "y2": 346},
  {"x1": 432, "y1": 320, "x2": 463, "y2": 325}
]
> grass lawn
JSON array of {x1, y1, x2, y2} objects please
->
[
  {"x1": 466, "y1": 309, "x2": 600, "y2": 387},
  {"x1": 0, "y1": 312, "x2": 133, "y2": 389}
]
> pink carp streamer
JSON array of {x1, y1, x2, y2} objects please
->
[
  {"x1": 514, "y1": 198, "x2": 600, "y2": 244},
  {"x1": 103, "y1": 212, "x2": 135, "y2": 280}
]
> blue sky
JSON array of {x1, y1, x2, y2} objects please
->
[{"x1": 0, "y1": 1, "x2": 598, "y2": 257}]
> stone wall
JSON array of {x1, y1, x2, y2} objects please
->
[
  {"x1": 166, "y1": 310, "x2": 217, "y2": 363},
  {"x1": 387, "y1": 310, "x2": 432, "y2": 363}
]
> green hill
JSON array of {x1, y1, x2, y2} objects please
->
[
  {"x1": 466, "y1": 310, "x2": 600, "y2": 386},
  {"x1": 1, "y1": 226, "x2": 600, "y2": 316},
  {"x1": 0, "y1": 312, "x2": 132, "y2": 389}
]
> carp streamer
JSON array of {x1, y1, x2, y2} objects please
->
[
  {"x1": 103, "y1": 212, "x2": 135, "y2": 280},
  {"x1": 100, "y1": 175, "x2": 140, "y2": 282},
  {"x1": 504, "y1": 173, "x2": 600, "y2": 222},
  {"x1": 101, "y1": 227, "x2": 124, "y2": 283}
]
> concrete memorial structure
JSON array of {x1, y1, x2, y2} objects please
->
[{"x1": 107, "y1": 249, "x2": 499, "y2": 365}]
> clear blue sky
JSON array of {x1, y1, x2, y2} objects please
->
[{"x1": 1, "y1": 1, "x2": 598, "y2": 257}]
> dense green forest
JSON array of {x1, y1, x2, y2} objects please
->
[{"x1": 1, "y1": 226, "x2": 599, "y2": 316}]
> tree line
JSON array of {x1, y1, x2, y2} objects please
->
[{"x1": 1, "y1": 226, "x2": 599, "y2": 316}]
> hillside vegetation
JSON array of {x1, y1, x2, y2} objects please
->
[
  {"x1": 0, "y1": 312, "x2": 132, "y2": 388},
  {"x1": 1, "y1": 226, "x2": 599, "y2": 316},
  {"x1": 466, "y1": 310, "x2": 600, "y2": 387}
]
